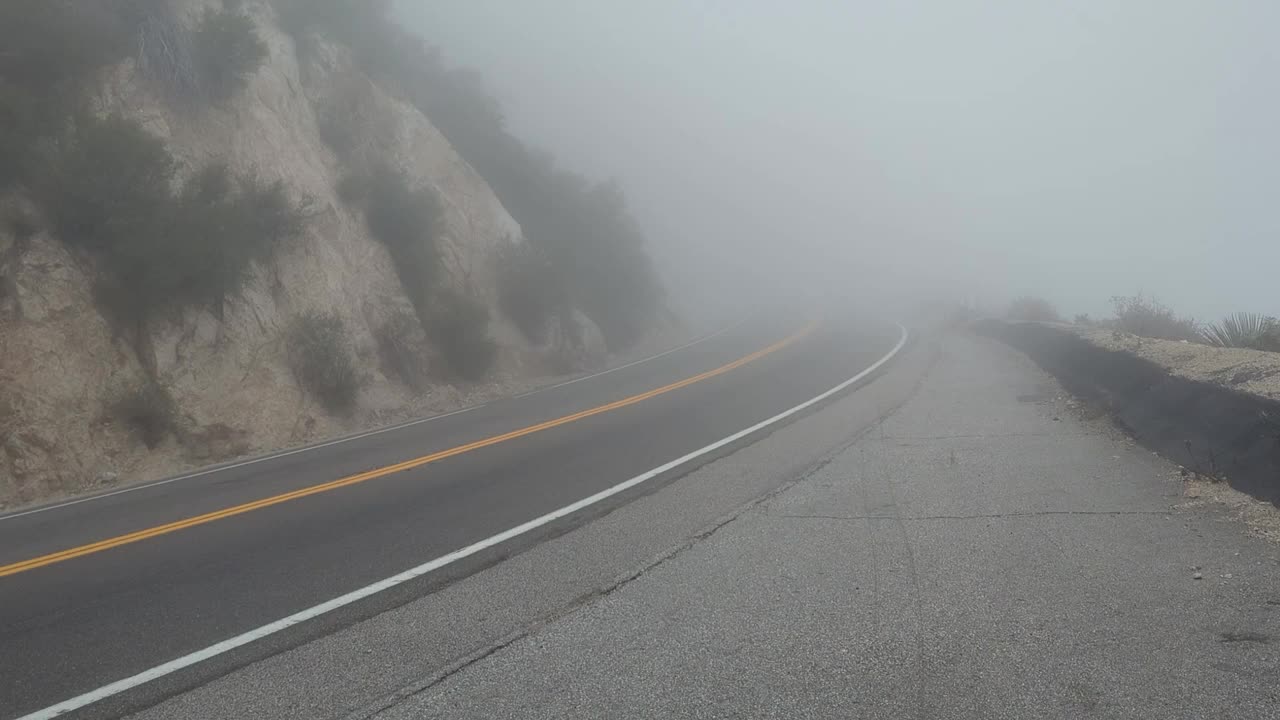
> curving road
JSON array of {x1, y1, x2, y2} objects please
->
[{"x1": 0, "y1": 312, "x2": 904, "y2": 720}]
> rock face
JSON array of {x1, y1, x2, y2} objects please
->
[{"x1": 0, "y1": 1, "x2": 605, "y2": 508}]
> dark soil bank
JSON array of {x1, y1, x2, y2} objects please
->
[{"x1": 977, "y1": 320, "x2": 1280, "y2": 505}]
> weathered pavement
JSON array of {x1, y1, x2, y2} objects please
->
[{"x1": 366, "y1": 333, "x2": 1280, "y2": 720}]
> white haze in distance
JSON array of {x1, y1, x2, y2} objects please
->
[{"x1": 397, "y1": 0, "x2": 1280, "y2": 324}]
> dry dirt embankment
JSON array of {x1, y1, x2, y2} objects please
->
[
  {"x1": 0, "y1": 1, "x2": 676, "y2": 510},
  {"x1": 978, "y1": 320, "x2": 1280, "y2": 505}
]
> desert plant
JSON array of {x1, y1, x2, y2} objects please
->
[
  {"x1": 1007, "y1": 296, "x2": 1059, "y2": 322},
  {"x1": 316, "y1": 78, "x2": 380, "y2": 163},
  {"x1": 40, "y1": 116, "x2": 306, "y2": 325},
  {"x1": 288, "y1": 310, "x2": 359, "y2": 414},
  {"x1": 1110, "y1": 294, "x2": 1200, "y2": 342},
  {"x1": 192, "y1": 7, "x2": 268, "y2": 103},
  {"x1": 352, "y1": 164, "x2": 443, "y2": 317},
  {"x1": 0, "y1": 0, "x2": 135, "y2": 98},
  {"x1": 496, "y1": 241, "x2": 561, "y2": 344},
  {"x1": 426, "y1": 289, "x2": 496, "y2": 381},
  {"x1": 272, "y1": 0, "x2": 662, "y2": 351},
  {"x1": 109, "y1": 382, "x2": 177, "y2": 448},
  {"x1": 374, "y1": 308, "x2": 430, "y2": 391},
  {"x1": 1202, "y1": 312, "x2": 1280, "y2": 351},
  {"x1": 38, "y1": 114, "x2": 176, "y2": 255}
]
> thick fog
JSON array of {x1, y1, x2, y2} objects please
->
[{"x1": 397, "y1": 1, "x2": 1279, "y2": 323}]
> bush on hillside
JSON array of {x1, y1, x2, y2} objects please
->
[
  {"x1": 38, "y1": 114, "x2": 176, "y2": 256},
  {"x1": 374, "y1": 307, "x2": 430, "y2": 391},
  {"x1": 273, "y1": 0, "x2": 662, "y2": 352},
  {"x1": 351, "y1": 165, "x2": 443, "y2": 316},
  {"x1": 1007, "y1": 296, "x2": 1060, "y2": 323},
  {"x1": 0, "y1": 1, "x2": 180, "y2": 189},
  {"x1": 1110, "y1": 294, "x2": 1200, "y2": 342},
  {"x1": 1202, "y1": 312, "x2": 1280, "y2": 352},
  {"x1": 193, "y1": 7, "x2": 268, "y2": 103},
  {"x1": 0, "y1": 1, "x2": 135, "y2": 100},
  {"x1": 496, "y1": 242, "x2": 561, "y2": 344},
  {"x1": 40, "y1": 115, "x2": 307, "y2": 325},
  {"x1": 109, "y1": 381, "x2": 178, "y2": 448},
  {"x1": 288, "y1": 311, "x2": 359, "y2": 414},
  {"x1": 426, "y1": 289, "x2": 496, "y2": 381}
]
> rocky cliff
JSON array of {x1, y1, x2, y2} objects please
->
[{"x1": 0, "y1": 0, "x2": 610, "y2": 508}]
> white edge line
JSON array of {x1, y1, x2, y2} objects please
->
[
  {"x1": 0, "y1": 320, "x2": 746, "y2": 523},
  {"x1": 17, "y1": 323, "x2": 908, "y2": 720}
]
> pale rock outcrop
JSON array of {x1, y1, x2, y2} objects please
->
[{"x1": 0, "y1": 0, "x2": 608, "y2": 508}]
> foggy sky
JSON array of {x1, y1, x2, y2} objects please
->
[{"x1": 396, "y1": 0, "x2": 1280, "y2": 322}]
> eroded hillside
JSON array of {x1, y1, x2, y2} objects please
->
[{"x1": 0, "y1": 0, "x2": 665, "y2": 507}]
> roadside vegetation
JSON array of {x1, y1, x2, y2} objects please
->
[
  {"x1": 108, "y1": 381, "x2": 178, "y2": 449},
  {"x1": 40, "y1": 116, "x2": 307, "y2": 334},
  {"x1": 497, "y1": 242, "x2": 562, "y2": 345},
  {"x1": 341, "y1": 163, "x2": 498, "y2": 380},
  {"x1": 1108, "y1": 294, "x2": 1201, "y2": 343},
  {"x1": 374, "y1": 308, "x2": 430, "y2": 391},
  {"x1": 1202, "y1": 313, "x2": 1280, "y2": 352},
  {"x1": 1, "y1": 0, "x2": 297, "y2": 338},
  {"x1": 1011, "y1": 293, "x2": 1280, "y2": 354},
  {"x1": 288, "y1": 311, "x2": 360, "y2": 415},
  {"x1": 1007, "y1": 296, "x2": 1060, "y2": 323},
  {"x1": 193, "y1": 6, "x2": 269, "y2": 103},
  {"x1": 274, "y1": 0, "x2": 662, "y2": 352}
]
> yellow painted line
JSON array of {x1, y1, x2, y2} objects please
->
[{"x1": 0, "y1": 320, "x2": 818, "y2": 579}]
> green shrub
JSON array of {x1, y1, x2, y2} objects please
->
[
  {"x1": 272, "y1": 0, "x2": 662, "y2": 352},
  {"x1": 496, "y1": 242, "x2": 561, "y2": 344},
  {"x1": 109, "y1": 382, "x2": 178, "y2": 449},
  {"x1": 0, "y1": 1, "x2": 134, "y2": 98},
  {"x1": 40, "y1": 115, "x2": 306, "y2": 325},
  {"x1": 39, "y1": 114, "x2": 176, "y2": 255},
  {"x1": 427, "y1": 289, "x2": 496, "y2": 381},
  {"x1": 354, "y1": 164, "x2": 443, "y2": 315},
  {"x1": 364, "y1": 166, "x2": 441, "y2": 255},
  {"x1": 1110, "y1": 294, "x2": 1200, "y2": 342},
  {"x1": 1202, "y1": 313, "x2": 1280, "y2": 351},
  {"x1": 374, "y1": 308, "x2": 430, "y2": 391},
  {"x1": 288, "y1": 311, "x2": 359, "y2": 414},
  {"x1": 1007, "y1": 296, "x2": 1059, "y2": 323},
  {"x1": 193, "y1": 7, "x2": 268, "y2": 103},
  {"x1": 160, "y1": 164, "x2": 307, "y2": 309},
  {"x1": 0, "y1": 1, "x2": 144, "y2": 190}
]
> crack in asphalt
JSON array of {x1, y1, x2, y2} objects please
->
[{"x1": 346, "y1": 341, "x2": 940, "y2": 720}]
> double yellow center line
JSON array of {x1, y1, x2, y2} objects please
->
[{"x1": 0, "y1": 320, "x2": 818, "y2": 579}]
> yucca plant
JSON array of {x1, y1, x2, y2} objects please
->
[{"x1": 1201, "y1": 312, "x2": 1280, "y2": 350}]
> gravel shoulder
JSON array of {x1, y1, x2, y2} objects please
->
[
  {"x1": 368, "y1": 332, "x2": 1280, "y2": 720},
  {"x1": 1074, "y1": 325, "x2": 1280, "y2": 401}
]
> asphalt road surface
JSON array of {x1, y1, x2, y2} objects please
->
[
  {"x1": 0, "y1": 312, "x2": 904, "y2": 720},
  {"x1": 358, "y1": 333, "x2": 1280, "y2": 720}
]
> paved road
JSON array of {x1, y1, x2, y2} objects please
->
[
  {"x1": 0, "y1": 312, "x2": 903, "y2": 720},
  {"x1": 365, "y1": 332, "x2": 1280, "y2": 720}
]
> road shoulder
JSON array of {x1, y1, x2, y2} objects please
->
[
  {"x1": 119, "y1": 326, "x2": 933, "y2": 720},
  {"x1": 364, "y1": 332, "x2": 1280, "y2": 720}
]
